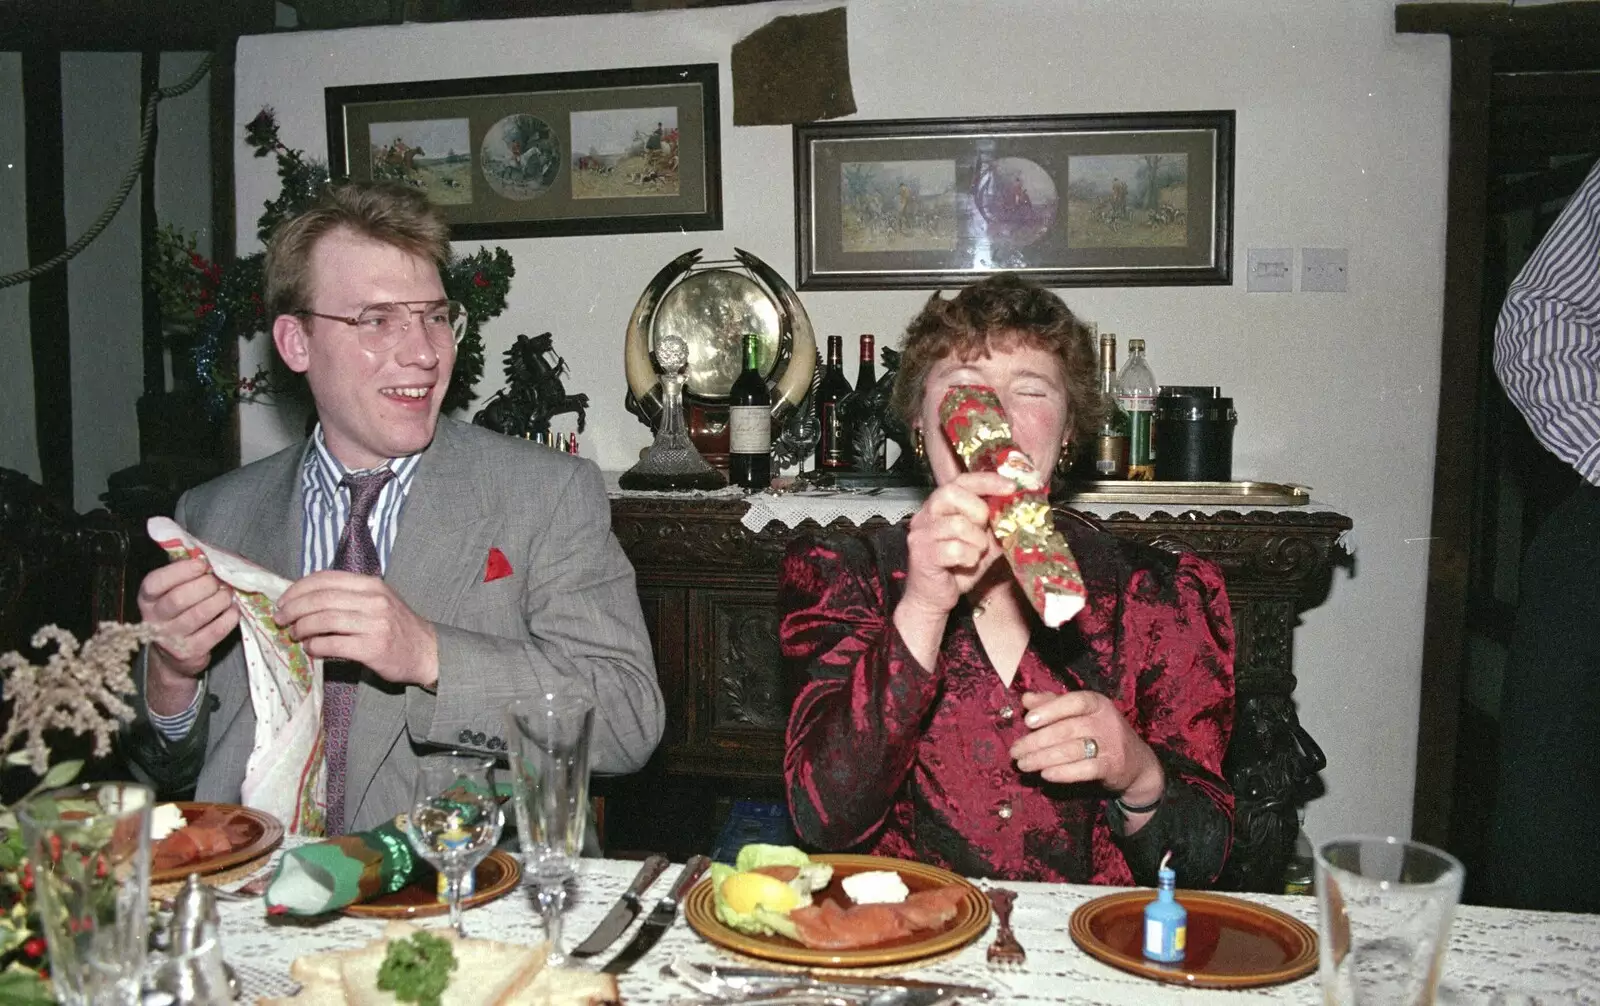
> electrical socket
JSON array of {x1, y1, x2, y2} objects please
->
[
  {"x1": 1302, "y1": 247, "x2": 1348, "y2": 293},
  {"x1": 1246, "y1": 248, "x2": 1294, "y2": 293}
]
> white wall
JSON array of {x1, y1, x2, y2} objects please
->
[
  {"x1": 0, "y1": 52, "x2": 212, "y2": 506},
  {"x1": 0, "y1": 52, "x2": 40, "y2": 481},
  {"x1": 234, "y1": 0, "x2": 1451, "y2": 841},
  {"x1": 63, "y1": 53, "x2": 144, "y2": 514}
]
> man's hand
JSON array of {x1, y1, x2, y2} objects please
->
[
  {"x1": 275, "y1": 570, "x2": 440, "y2": 688},
  {"x1": 137, "y1": 557, "x2": 241, "y2": 715}
]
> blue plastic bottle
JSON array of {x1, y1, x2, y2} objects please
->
[{"x1": 1143, "y1": 852, "x2": 1187, "y2": 963}]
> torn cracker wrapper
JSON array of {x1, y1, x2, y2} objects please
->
[
  {"x1": 147, "y1": 517, "x2": 327, "y2": 835},
  {"x1": 938, "y1": 385, "x2": 1087, "y2": 626}
]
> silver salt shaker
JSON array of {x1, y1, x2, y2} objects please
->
[{"x1": 149, "y1": 874, "x2": 235, "y2": 1005}]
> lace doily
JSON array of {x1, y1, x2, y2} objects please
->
[{"x1": 218, "y1": 844, "x2": 1598, "y2": 1006}]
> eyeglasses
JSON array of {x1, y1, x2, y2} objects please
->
[{"x1": 298, "y1": 300, "x2": 468, "y2": 354}]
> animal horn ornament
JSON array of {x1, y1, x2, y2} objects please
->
[
  {"x1": 622, "y1": 247, "x2": 816, "y2": 430},
  {"x1": 733, "y1": 247, "x2": 816, "y2": 425},
  {"x1": 624, "y1": 248, "x2": 704, "y2": 429}
]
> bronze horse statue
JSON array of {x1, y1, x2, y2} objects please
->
[{"x1": 472, "y1": 333, "x2": 589, "y2": 438}]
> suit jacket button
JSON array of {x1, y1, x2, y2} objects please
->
[
  {"x1": 489, "y1": 738, "x2": 503, "y2": 751},
  {"x1": 458, "y1": 729, "x2": 472, "y2": 744},
  {"x1": 473, "y1": 731, "x2": 486, "y2": 745},
  {"x1": 207, "y1": 694, "x2": 221, "y2": 712}
]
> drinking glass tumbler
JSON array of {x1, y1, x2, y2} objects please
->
[
  {"x1": 1315, "y1": 835, "x2": 1465, "y2": 1006},
  {"x1": 17, "y1": 781, "x2": 153, "y2": 1006},
  {"x1": 506, "y1": 693, "x2": 594, "y2": 966}
]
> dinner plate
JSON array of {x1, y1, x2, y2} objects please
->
[
  {"x1": 345, "y1": 850, "x2": 521, "y2": 919},
  {"x1": 150, "y1": 802, "x2": 285, "y2": 885},
  {"x1": 683, "y1": 854, "x2": 991, "y2": 968},
  {"x1": 1069, "y1": 890, "x2": 1317, "y2": 989}
]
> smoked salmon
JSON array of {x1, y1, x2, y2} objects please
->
[
  {"x1": 786, "y1": 883, "x2": 967, "y2": 950},
  {"x1": 151, "y1": 809, "x2": 244, "y2": 872}
]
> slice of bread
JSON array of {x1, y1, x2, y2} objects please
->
[
  {"x1": 261, "y1": 977, "x2": 346, "y2": 1006},
  {"x1": 290, "y1": 922, "x2": 430, "y2": 987},
  {"x1": 502, "y1": 966, "x2": 620, "y2": 1006},
  {"x1": 340, "y1": 932, "x2": 546, "y2": 1006}
]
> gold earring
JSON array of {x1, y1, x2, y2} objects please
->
[
  {"x1": 913, "y1": 428, "x2": 926, "y2": 459},
  {"x1": 1055, "y1": 440, "x2": 1072, "y2": 477}
]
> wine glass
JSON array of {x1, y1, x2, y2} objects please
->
[
  {"x1": 506, "y1": 693, "x2": 594, "y2": 965},
  {"x1": 403, "y1": 754, "x2": 503, "y2": 937}
]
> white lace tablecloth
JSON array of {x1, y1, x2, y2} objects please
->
[{"x1": 219, "y1": 850, "x2": 1598, "y2": 1005}]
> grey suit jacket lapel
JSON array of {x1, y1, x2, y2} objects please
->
[
  {"x1": 234, "y1": 445, "x2": 305, "y2": 578},
  {"x1": 345, "y1": 419, "x2": 497, "y2": 820},
  {"x1": 198, "y1": 445, "x2": 304, "y2": 798}
]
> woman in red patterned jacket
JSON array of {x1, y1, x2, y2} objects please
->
[{"x1": 779, "y1": 273, "x2": 1235, "y2": 885}]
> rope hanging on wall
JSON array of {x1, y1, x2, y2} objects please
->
[{"x1": 0, "y1": 53, "x2": 215, "y2": 290}]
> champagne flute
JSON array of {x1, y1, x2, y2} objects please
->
[
  {"x1": 403, "y1": 754, "x2": 503, "y2": 937},
  {"x1": 506, "y1": 693, "x2": 594, "y2": 966}
]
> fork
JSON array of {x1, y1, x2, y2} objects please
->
[{"x1": 984, "y1": 887, "x2": 1025, "y2": 969}]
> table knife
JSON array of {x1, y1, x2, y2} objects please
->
[
  {"x1": 570, "y1": 854, "x2": 670, "y2": 958},
  {"x1": 692, "y1": 964, "x2": 994, "y2": 1001},
  {"x1": 600, "y1": 854, "x2": 710, "y2": 974}
]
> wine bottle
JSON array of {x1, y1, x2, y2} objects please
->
[
  {"x1": 847, "y1": 333, "x2": 884, "y2": 471},
  {"x1": 814, "y1": 335, "x2": 854, "y2": 471},
  {"x1": 1094, "y1": 333, "x2": 1129, "y2": 479},
  {"x1": 728, "y1": 332, "x2": 772, "y2": 490},
  {"x1": 1117, "y1": 338, "x2": 1157, "y2": 480}
]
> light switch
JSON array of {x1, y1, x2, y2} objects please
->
[
  {"x1": 1302, "y1": 247, "x2": 1349, "y2": 293},
  {"x1": 1246, "y1": 248, "x2": 1294, "y2": 293}
]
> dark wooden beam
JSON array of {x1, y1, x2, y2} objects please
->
[
  {"x1": 1397, "y1": 1, "x2": 1600, "y2": 37},
  {"x1": 210, "y1": 40, "x2": 242, "y2": 469},
  {"x1": 1489, "y1": 125, "x2": 1600, "y2": 174},
  {"x1": 22, "y1": 49, "x2": 72, "y2": 506},
  {"x1": 0, "y1": 0, "x2": 274, "y2": 51},
  {"x1": 1414, "y1": 34, "x2": 1493, "y2": 851},
  {"x1": 1490, "y1": 154, "x2": 1600, "y2": 213},
  {"x1": 140, "y1": 50, "x2": 165, "y2": 400},
  {"x1": 443, "y1": 0, "x2": 802, "y2": 18},
  {"x1": 1493, "y1": 68, "x2": 1600, "y2": 102}
]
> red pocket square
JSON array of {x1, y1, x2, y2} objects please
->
[{"x1": 484, "y1": 547, "x2": 513, "y2": 582}]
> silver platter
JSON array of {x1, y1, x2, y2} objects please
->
[{"x1": 650, "y1": 269, "x2": 782, "y2": 399}]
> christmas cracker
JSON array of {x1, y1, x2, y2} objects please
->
[{"x1": 938, "y1": 385, "x2": 1087, "y2": 626}]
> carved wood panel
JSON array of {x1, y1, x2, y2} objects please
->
[
  {"x1": 610, "y1": 497, "x2": 1351, "y2": 889},
  {"x1": 707, "y1": 591, "x2": 788, "y2": 731}
]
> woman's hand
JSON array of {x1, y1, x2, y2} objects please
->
[
  {"x1": 892, "y1": 471, "x2": 1014, "y2": 670},
  {"x1": 900, "y1": 471, "x2": 1015, "y2": 617},
  {"x1": 1009, "y1": 690, "x2": 1166, "y2": 806}
]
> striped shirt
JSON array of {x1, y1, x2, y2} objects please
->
[
  {"x1": 150, "y1": 426, "x2": 423, "y2": 738},
  {"x1": 1494, "y1": 158, "x2": 1600, "y2": 487}
]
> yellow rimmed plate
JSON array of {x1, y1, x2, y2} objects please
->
[
  {"x1": 683, "y1": 854, "x2": 990, "y2": 968},
  {"x1": 150, "y1": 803, "x2": 285, "y2": 885},
  {"x1": 1069, "y1": 889, "x2": 1317, "y2": 989}
]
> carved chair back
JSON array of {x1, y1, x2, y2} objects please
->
[{"x1": 1, "y1": 468, "x2": 131, "y2": 801}]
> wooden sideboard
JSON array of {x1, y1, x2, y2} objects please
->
[{"x1": 597, "y1": 495, "x2": 1351, "y2": 892}]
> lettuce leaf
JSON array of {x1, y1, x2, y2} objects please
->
[
  {"x1": 709, "y1": 863, "x2": 802, "y2": 939},
  {"x1": 731, "y1": 844, "x2": 835, "y2": 895},
  {"x1": 733, "y1": 844, "x2": 812, "y2": 871},
  {"x1": 710, "y1": 845, "x2": 835, "y2": 941}
]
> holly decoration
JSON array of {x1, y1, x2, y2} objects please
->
[{"x1": 190, "y1": 108, "x2": 512, "y2": 420}]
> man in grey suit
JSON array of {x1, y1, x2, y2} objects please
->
[{"x1": 126, "y1": 182, "x2": 663, "y2": 835}]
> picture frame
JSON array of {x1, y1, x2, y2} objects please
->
[
  {"x1": 326, "y1": 63, "x2": 721, "y2": 240},
  {"x1": 793, "y1": 110, "x2": 1233, "y2": 290}
]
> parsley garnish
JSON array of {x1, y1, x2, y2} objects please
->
[{"x1": 376, "y1": 932, "x2": 457, "y2": 1006}]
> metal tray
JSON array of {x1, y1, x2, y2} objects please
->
[{"x1": 1057, "y1": 480, "x2": 1311, "y2": 506}]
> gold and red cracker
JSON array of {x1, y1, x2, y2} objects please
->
[{"x1": 938, "y1": 385, "x2": 1087, "y2": 626}]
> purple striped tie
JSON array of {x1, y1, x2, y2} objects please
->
[{"x1": 323, "y1": 469, "x2": 394, "y2": 835}]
